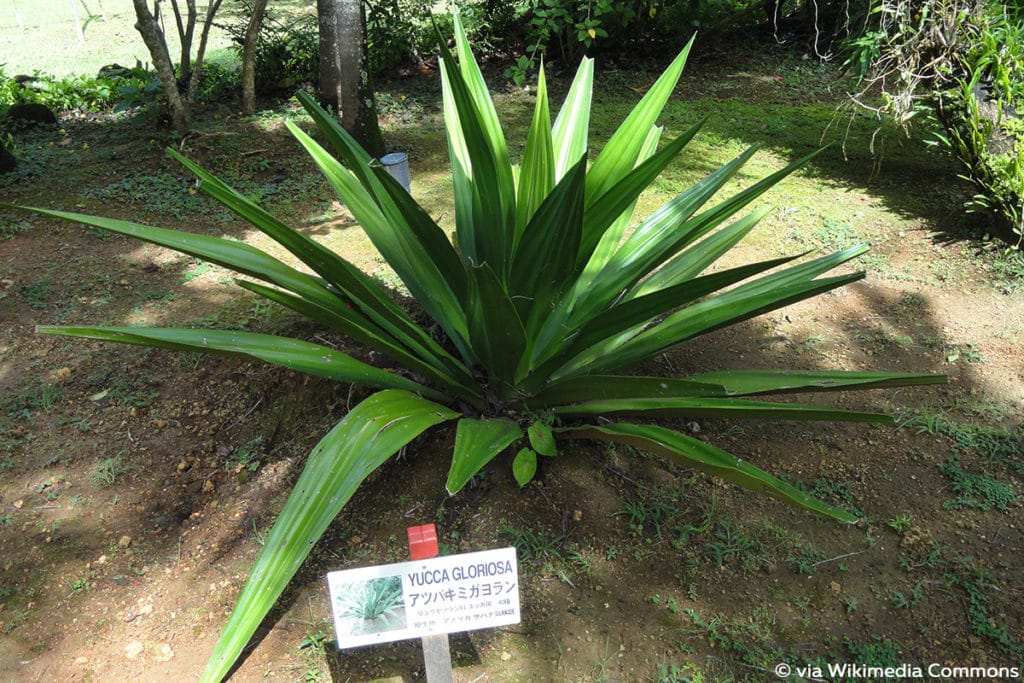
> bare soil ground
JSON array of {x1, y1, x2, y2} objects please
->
[{"x1": 1, "y1": 45, "x2": 1022, "y2": 682}]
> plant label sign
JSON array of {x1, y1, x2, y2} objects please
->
[{"x1": 327, "y1": 547, "x2": 520, "y2": 648}]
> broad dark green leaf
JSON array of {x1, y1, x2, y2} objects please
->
[
  {"x1": 577, "y1": 125, "x2": 662, "y2": 287},
  {"x1": 446, "y1": 417, "x2": 523, "y2": 494},
  {"x1": 438, "y1": 23, "x2": 514, "y2": 269},
  {"x1": 201, "y1": 390, "x2": 457, "y2": 682},
  {"x1": 527, "y1": 421, "x2": 557, "y2": 456},
  {"x1": 561, "y1": 423, "x2": 859, "y2": 523},
  {"x1": 512, "y1": 447, "x2": 538, "y2": 487},
  {"x1": 528, "y1": 146, "x2": 762, "y2": 367},
  {"x1": 525, "y1": 253, "x2": 801, "y2": 384},
  {"x1": 628, "y1": 208, "x2": 772, "y2": 298},
  {"x1": 565, "y1": 271, "x2": 866, "y2": 378},
  {"x1": 288, "y1": 122, "x2": 471, "y2": 356},
  {"x1": 370, "y1": 165, "x2": 468, "y2": 306},
  {"x1": 294, "y1": 90, "x2": 376, "y2": 188}
]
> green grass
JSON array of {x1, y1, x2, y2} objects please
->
[
  {"x1": 939, "y1": 457, "x2": 1016, "y2": 511},
  {"x1": 87, "y1": 452, "x2": 131, "y2": 487},
  {"x1": 0, "y1": 4, "x2": 237, "y2": 78}
]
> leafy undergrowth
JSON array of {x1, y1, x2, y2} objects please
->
[{"x1": 1, "y1": 39, "x2": 1023, "y2": 681}]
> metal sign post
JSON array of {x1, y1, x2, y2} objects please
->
[{"x1": 407, "y1": 524, "x2": 454, "y2": 683}]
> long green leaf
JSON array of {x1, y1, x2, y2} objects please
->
[
  {"x1": 369, "y1": 165, "x2": 469, "y2": 306},
  {"x1": 234, "y1": 281, "x2": 480, "y2": 403},
  {"x1": 628, "y1": 208, "x2": 771, "y2": 298},
  {"x1": 167, "y1": 151, "x2": 463, "y2": 374},
  {"x1": 201, "y1": 390, "x2": 457, "y2": 682},
  {"x1": 510, "y1": 156, "x2": 587, "y2": 330},
  {"x1": 36, "y1": 326, "x2": 444, "y2": 398},
  {"x1": 525, "y1": 252, "x2": 801, "y2": 385},
  {"x1": 528, "y1": 146, "x2": 761, "y2": 368},
  {"x1": 287, "y1": 121, "x2": 471, "y2": 356},
  {"x1": 294, "y1": 90, "x2": 375, "y2": 187},
  {"x1": 553, "y1": 396, "x2": 893, "y2": 422},
  {"x1": 559, "y1": 246, "x2": 869, "y2": 378},
  {"x1": 446, "y1": 417, "x2": 523, "y2": 494},
  {"x1": 561, "y1": 423, "x2": 859, "y2": 523},
  {"x1": 438, "y1": 22, "x2": 515, "y2": 269},
  {"x1": 14, "y1": 206, "x2": 342, "y2": 311},
  {"x1": 515, "y1": 62, "x2": 555, "y2": 246},
  {"x1": 563, "y1": 271, "x2": 866, "y2": 378},
  {"x1": 686, "y1": 370, "x2": 949, "y2": 396},
  {"x1": 585, "y1": 36, "x2": 694, "y2": 204},
  {"x1": 528, "y1": 375, "x2": 728, "y2": 407},
  {"x1": 576, "y1": 124, "x2": 663, "y2": 287},
  {"x1": 466, "y1": 262, "x2": 527, "y2": 386},
  {"x1": 452, "y1": 12, "x2": 515, "y2": 212},
  {"x1": 551, "y1": 58, "x2": 593, "y2": 181},
  {"x1": 579, "y1": 117, "x2": 707, "y2": 265}
]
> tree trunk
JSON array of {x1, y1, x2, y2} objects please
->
[
  {"x1": 185, "y1": 0, "x2": 224, "y2": 106},
  {"x1": 241, "y1": 0, "x2": 270, "y2": 115},
  {"x1": 132, "y1": 0, "x2": 190, "y2": 130},
  {"x1": 168, "y1": 0, "x2": 196, "y2": 85},
  {"x1": 316, "y1": 0, "x2": 385, "y2": 156}
]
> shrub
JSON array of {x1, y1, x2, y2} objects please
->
[
  {"x1": 844, "y1": 0, "x2": 1024, "y2": 245},
  {"x1": 227, "y1": 10, "x2": 320, "y2": 93},
  {"x1": 10, "y1": 15, "x2": 942, "y2": 681},
  {"x1": 0, "y1": 64, "x2": 155, "y2": 115}
]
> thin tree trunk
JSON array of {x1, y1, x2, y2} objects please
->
[
  {"x1": 185, "y1": 0, "x2": 224, "y2": 106},
  {"x1": 132, "y1": 0, "x2": 189, "y2": 130},
  {"x1": 241, "y1": 0, "x2": 270, "y2": 115},
  {"x1": 168, "y1": 0, "x2": 197, "y2": 86}
]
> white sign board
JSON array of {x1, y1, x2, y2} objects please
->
[{"x1": 327, "y1": 547, "x2": 520, "y2": 648}]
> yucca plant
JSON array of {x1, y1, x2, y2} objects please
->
[{"x1": 10, "y1": 17, "x2": 942, "y2": 681}]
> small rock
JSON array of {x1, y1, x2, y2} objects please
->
[
  {"x1": 137, "y1": 603, "x2": 153, "y2": 615},
  {"x1": 74, "y1": 656, "x2": 89, "y2": 665},
  {"x1": 12, "y1": 500, "x2": 23, "y2": 509},
  {"x1": 53, "y1": 367, "x2": 72, "y2": 383},
  {"x1": 830, "y1": 581, "x2": 841, "y2": 594},
  {"x1": 572, "y1": 509, "x2": 583, "y2": 522},
  {"x1": 125, "y1": 640, "x2": 144, "y2": 660},
  {"x1": 119, "y1": 535, "x2": 132, "y2": 548},
  {"x1": 202, "y1": 479, "x2": 215, "y2": 493},
  {"x1": 147, "y1": 642, "x2": 174, "y2": 662},
  {"x1": 124, "y1": 611, "x2": 136, "y2": 623},
  {"x1": 96, "y1": 555, "x2": 107, "y2": 565},
  {"x1": 7, "y1": 103, "x2": 57, "y2": 125},
  {"x1": 155, "y1": 419, "x2": 168, "y2": 429},
  {"x1": 500, "y1": 650, "x2": 512, "y2": 662}
]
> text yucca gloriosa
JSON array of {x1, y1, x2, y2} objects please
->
[{"x1": 12, "y1": 17, "x2": 943, "y2": 681}]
